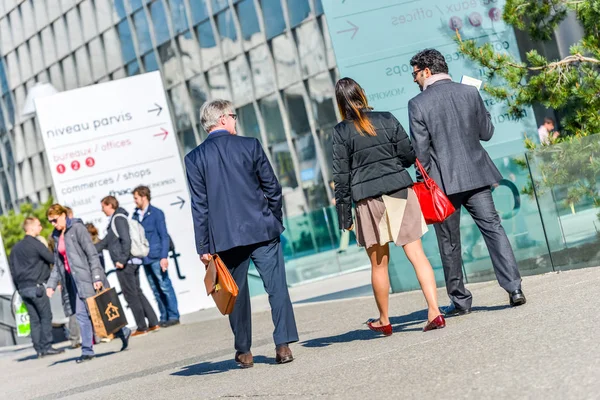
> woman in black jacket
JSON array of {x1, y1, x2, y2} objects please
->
[{"x1": 332, "y1": 78, "x2": 445, "y2": 336}]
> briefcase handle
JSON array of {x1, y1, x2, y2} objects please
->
[{"x1": 94, "y1": 283, "x2": 105, "y2": 294}]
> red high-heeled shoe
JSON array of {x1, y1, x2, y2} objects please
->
[
  {"x1": 423, "y1": 315, "x2": 446, "y2": 332},
  {"x1": 366, "y1": 319, "x2": 393, "y2": 336}
]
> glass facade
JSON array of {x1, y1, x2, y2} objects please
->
[{"x1": 0, "y1": 0, "x2": 337, "y2": 217}]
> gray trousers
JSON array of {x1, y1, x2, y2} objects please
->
[
  {"x1": 219, "y1": 238, "x2": 299, "y2": 353},
  {"x1": 434, "y1": 187, "x2": 522, "y2": 309}
]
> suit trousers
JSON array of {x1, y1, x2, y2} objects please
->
[
  {"x1": 434, "y1": 187, "x2": 522, "y2": 309},
  {"x1": 219, "y1": 238, "x2": 299, "y2": 353},
  {"x1": 117, "y1": 263, "x2": 158, "y2": 331}
]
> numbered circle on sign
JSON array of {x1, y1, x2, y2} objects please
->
[
  {"x1": 85, "y1": 157, "x2": 95, "y2": 168},
  {"x1": 56, "y1": 164, "x2": 66, "y2": 174},
  {"x1": 71, "y1": 160, "x2": 81, "y2": 171}
]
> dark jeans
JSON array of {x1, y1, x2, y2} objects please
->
[
  {"x1": 434, "y1": 187, "x2": 523, "y2": 310},
  {"x1": 219, "y1": 238, "x2": 299, "y2": 353},
  {"x1": 144, "y1": 261, "x2": 180, "y2": 322},
  {"x1": 19, "y1": 286, "x2": 53, "y2": 354},
  {"x1": 117, "y1": 263, "x2": 158, "y2": 331}
]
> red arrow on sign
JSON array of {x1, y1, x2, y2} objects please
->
[{"x1": 154, "y1": 128, "x2": 169, "y2": 140}]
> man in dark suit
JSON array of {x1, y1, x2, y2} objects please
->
[
  {"x1": 408, "y1": 49, "x2": 526, "y2": 315},
  {"x1": 185, "y1": 99, "x2": 298, "y2": 368}
]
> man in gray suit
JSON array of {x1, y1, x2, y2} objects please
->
[{"x1": 408, "y1": 49, "x2": 526, "y2": 315}]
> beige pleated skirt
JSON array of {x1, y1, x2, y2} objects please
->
[{"x1": 355, "y1": 187, "x2": 428, "y2": 249}]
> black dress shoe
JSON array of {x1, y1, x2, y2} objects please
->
[
  {"x1": 441, "y1": 303, "x2": 472, "y2": 316},
  {"x1": 509, "y1": 289, "x2": 526, "y2": 306},
  {"x1": 120, "y1": 327, "x2": 132, "y2": 351},
  {"x1": 162, "y1": 319, "x2": 180, "y2": 328},
  {"x1": 44, "y1": 347, "x2": 65, "y2": 356},
  {"x1": 76, "y1": 355, "x2": 95, "y2": 364}
]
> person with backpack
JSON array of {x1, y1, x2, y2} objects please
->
[
  {"x1": 132, "y1": 186, "x2": 180, "y2": 327},
  {"x1": 96, "y1": 196, "x2": 159, "y2": 336}
]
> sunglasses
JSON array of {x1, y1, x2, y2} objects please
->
[
  {"x1": 222, "y1": 113, "x2": 238, "y2": 120},
  {"x1": 48, "y1": 218, "x2": 59, "y2": 224},
  {"x1": 412, "y1": 69, "x2": 423, "y2": 79}
]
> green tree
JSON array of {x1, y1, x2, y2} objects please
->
[
  {"x1": 456, "y1": 0, "x2": 600, "y2": 213},
  {"x1": 0, "y1": 198, "x2": 55, "y2": 256}
]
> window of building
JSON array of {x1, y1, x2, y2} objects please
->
[
  {"x1": 271, "y1": 33, "x2": 299, "y2": 88},
  {"x1": 29, "y1": 36, "x2": 44, "y2": 74},
  {"x1": 259, "y1": 93, "x2": 286, "y2": 143},
  {"x1": 33, "y1": 0, "x2": 48, "y2": 32},
  {"x1": 307, "y1": 72, "x2": 337, "y2": 128},
  {"x1": 177, "y1": 31, "x2": 203, "y2": 79},
  {"x1": 0, "y1": 18, "x2": 13, "y2": 54},
  {"x1": 80, "y1": 0, "x2": 98, "y2": 42},
  {"x1": 168, "y1": 0, "x2": 189, "y2": 34},
  {"x1": 314, "y1": 0, "x2": 324, "y2": 15},
  {"x1": 23, "y1": 119, "x2": 37, "y2": 156},
  {"x1": 143, "y1": 51, "x2": 159, "y2": 72},
  {"x1": 104, "y1": 27, "x2": 124, "y2": 72},
  {"x1": 89, "y1": 38, "x2": 107, "y2": 80},
  {"x1": 196, "y1": 19, "x2": 219, "y2": 70},
  {"x1": 47, "y1": 0, "x2": 62, "y2": 22},
  {"x1": 216, "y1": 8, "x2": 239, "y2": 60},
  {"x1": 190, "y1": 0, "x2": 208, "y2": 25},
  {"x1": 206, "y1": 65, "x2": 230, "y2": 100},
  {"x1": 62, "y1": 55, "x2": 78, "y2": 89},
  {"x1": 48, "y1": 63, "x2": 64, "y2": 91},
  {"x1": 286, "y1": 0, "x2": 311, "y2": 27},
  {"x1": 295, "y1": 19, "x2": 327, "y2": 77},
  {"x1": 211, "y1": 0, "x2": 228, "y2": 14},
  {"x1": 53, "y1": 18, "x2": 70, "y2": 59},
  {"x1": 14, "y1": 86, "x2": 26, "y2": 122},
  {"x1": 260, "y1": 0, "x2": 286, "y2": 40},
  {"x1": 17, "y1": 45, "x2": 33, "y2": 81},
  {"x1": 249, "y1": 44, "x2": 275, "y2": 98},
  {"x1": 96, "y1": 0, "x2": 115, "y2": 31},
  {"x1": 9, "y1": 9, "x2": 23, "y2": 47},
  {"x1": 283, "y1": 84, "x2": 310, "y2": 137},
  {"x1": 66, "y1": 8, "x2": 84, "y2": 49},
  {"x1": 237, "y1": 102, "x2": 261, "y2": 140},
  {"x1": 179, "y1": 128, "x2": 197, "y2": 154},
  {"x1": 129, "y1": 0, "x2": 145, "y2": 12},
  {"x1": 271, "y1": 141, "x2": 298, "y2": 190},
  {"x1": 158, "y1": 41, "x2": 182, "y2": 86},
  {"x1": 21, "y1": 0, "x2": 36, "y2": 39},
  {"x1": 236, "y1": 0, "x2": 261, "y2": 49},
  {"x1": 61, "y1": 0, "x2": 76, "y2": 12},
  {"x1": 168, "y1": 83, "x2": 193, "y2": 131},
  {"x1": 75, "y1": 47, "x2": 93, "y2": 86},
  {"x1": 133, "y1": 9, "x2": 153, "y2": 53},
  {"x1": 117, "y1": 20, "x2": 136, "y2": 63},
  {"x1": 228, "y1": 54, "x2": 252, "y2": 106},
  {"x1": 187, "y1": 73, "x2": 208, "y2": 125},
  {"x1": 150, "y1": 0, "x2": 171, "y2": 46},
  {"x1": 126, "y1": 60, "x2": 140, "y2": 76}
]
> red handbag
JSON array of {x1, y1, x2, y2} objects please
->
[{"x1": 412, "y1": 159, "x2": 456, "y2": 224}]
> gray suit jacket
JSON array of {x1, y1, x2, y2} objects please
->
[{"x1": 408, "y1": 79, "x2": 502, "y2": 195}]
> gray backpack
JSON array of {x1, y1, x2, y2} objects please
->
[{"x1": 111, "y1": 214, "x2": 150, "y2": 258}]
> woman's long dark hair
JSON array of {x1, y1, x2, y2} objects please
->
[{"x1": 335, "y1": 77, "x2": 376, "y2": 136}]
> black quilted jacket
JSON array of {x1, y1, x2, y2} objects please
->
[{"x1": 332, "y1": 111, "x2": 416, "y2": 230}]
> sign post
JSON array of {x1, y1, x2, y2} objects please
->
[{"x1": 35, "y1": 71, "x2": 213, "y2": 316}]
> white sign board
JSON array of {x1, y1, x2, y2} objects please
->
[
  {"x1": 35, "y1": 71, "x2": 213, "y2": 316},
  {"x1": 0, "y1": 233, "x2": 14, "y2": 295}
]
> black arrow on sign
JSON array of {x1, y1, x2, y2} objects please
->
[
  {"x1": 148, "y1": 103, "x2": 163, "y2": 116},
  {"x1": 171, "y1": 196, "x2": 185, "y2": 209}
]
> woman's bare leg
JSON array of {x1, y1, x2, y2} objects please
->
[
  {"x1": 403, "y1": 239, "x2": 442, "y2": 322},
  {"x1": 366, "y1": 243, "x2": 390, "y2": 326}
]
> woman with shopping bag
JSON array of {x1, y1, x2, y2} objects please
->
[
  {"x1": 332, "y1": 78, "x2": 446, "y2": 336},
  {"x1": 45, "y1": 204, "x2": 131, "y2": 363}
]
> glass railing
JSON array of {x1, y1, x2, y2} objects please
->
[{"x1": 249, "y1": 134, "x2": 600, "y2": 296}]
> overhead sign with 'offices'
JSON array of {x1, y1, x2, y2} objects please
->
[
  {"x1": 35, "y1": 71, "x2": 213, "y2": 316},
  {"x1": 322, "y1": 0, "x2": 538, "y2": 159}
]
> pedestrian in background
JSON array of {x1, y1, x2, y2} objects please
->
[
  {"x1": 9, "y1": 217, "x2": 64, "y2": 358},
  {"x1": 46, "y1": 204, "x2": 131, "y2": 363},
  {"x1": 132, "y1": 186, "x2": 180, "y2": 327},
  {"x1": 408, "y1": 49, "x2": 526, "y2": 315},
  {"x1": 185, "y1": 99, "x2": 298, "y2": 368},
  {"x1": 332, "y1": 78, "x2": 445, "y2": 336},
  {"x1": 96, "y1": 196, "x2": 159, "y2": 336}
]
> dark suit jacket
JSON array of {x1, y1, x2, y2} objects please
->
[
  {"x1": 408, "y1": 79, "x2": 502, "y2": 195},
  {"x1": 184, "y1": 130, "x2": 284, "y2": 255}
]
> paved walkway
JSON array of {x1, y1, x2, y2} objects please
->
[{"x1": 1, "y1": 267, "x2": 599, "y2": 399}]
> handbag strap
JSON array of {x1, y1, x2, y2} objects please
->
[{"x1": 415, "y1": 159, "x2": 432, "y2": 181}]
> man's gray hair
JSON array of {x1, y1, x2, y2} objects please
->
[{"x1": 200, "y1": 99, "x2": 234, "y2": 132}]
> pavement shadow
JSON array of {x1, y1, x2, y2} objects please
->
[
  {"x1": 15, "y1": 345, "x2": 72, "y2": 362},
  {"x1": 301, "y1": 310, "x2": 428, "y2": 348},
  {"x1": 173, "y1": 356, "x2": 275, "y2": 376},
  {"x1": 471, "y1": 305, "x2": 511, "y2": 313},
  {"x1": 49, "y1": 351, "x2": 117, "y2": 366}
]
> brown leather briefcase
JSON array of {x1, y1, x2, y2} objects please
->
[{"x1": 204, "y1": 254, "x2": 239, "y2": 315}]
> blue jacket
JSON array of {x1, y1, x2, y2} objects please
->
[
  {"x1": 132, "y1": 205, "x2": 169, "y2": 264},
  {"x1": 184, "y1": 130, "x2": 284, "y2": 255}
]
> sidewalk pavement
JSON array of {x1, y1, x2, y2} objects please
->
[{"x1": 1, "y1": 267, "x2": 599, "y2": 399}]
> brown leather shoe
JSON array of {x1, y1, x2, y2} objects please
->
[
  {"x1": 147, "y1": 325, "x2": 160, "y2": 332},
  {"x1": 275, "y1": 345, "x2": 294, "y2": 364},
  {"x1": 234, "y1": 351, "x2": 253, "y2": 368},
  {"x1": 131, "y1": 330, "x2": 148, "y2": 337}
]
